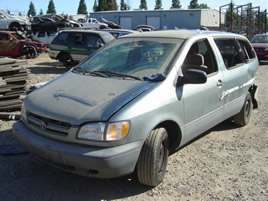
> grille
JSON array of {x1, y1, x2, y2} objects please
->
[{"x1": 27, "y1": 112, "x2": 72, "y2": 136}]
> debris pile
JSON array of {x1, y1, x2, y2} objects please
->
[{"x1": 0, "y1": 57, "x2": 29, "y2": 112}]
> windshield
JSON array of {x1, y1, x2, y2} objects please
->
[
  {"x1": 79, "y1": 37, "x2": 183, "y2": 80},
  {"x1": 251, "y1": 35, "x2": 268, "y2": 43}
]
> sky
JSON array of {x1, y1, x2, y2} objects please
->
[{"x1": 0, "y1": 0, "x2": 267, "y2": 16}]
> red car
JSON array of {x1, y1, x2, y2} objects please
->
[
  {"x1": 251, "y1": 34, "x2": 268, "y2": 61},
  {"x1": 0, "y1": 31, "x2": 47, "y2": 58}
]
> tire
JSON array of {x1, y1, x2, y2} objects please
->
[
  {"x1": 23, "y1": 46, "x2": 37, "y2": 59},
  {"x1": 233, "y1": 92, "x2": 253, "y2": 126},
  {"x1": 9, "y1": 22, "x2": 21, "y2": 31},
  {"x1": 136, "y1": 128, "x2": 169, "y2": 187},
  {"x1": 59, "y1": 53, "x2": 74, "y2": 68}
]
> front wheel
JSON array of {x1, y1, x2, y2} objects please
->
[
  {"x1": 233, "y1": 92, "x2": 253, "y2": 126},
  {"x1": 136, "y1": 128, "x2": 169, "y2": 187}
]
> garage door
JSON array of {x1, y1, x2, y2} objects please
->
[
  {"x1": 146, "y1": 16, "x2": 160, "y2": 29},
  {"x1": 120, "y1": 17, "x2": 132, "y2": 29}
]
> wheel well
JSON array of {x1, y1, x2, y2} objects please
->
[
  {"x1": 156, "y1": 121, "x2": 182, "y2": 153},
  {"x1": 9, "y1": 22, "x2": 20, "y2": 30}
]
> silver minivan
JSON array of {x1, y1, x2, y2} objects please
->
[{"x1": 13, "y1": 30, "x2": 258, "y2": 187}]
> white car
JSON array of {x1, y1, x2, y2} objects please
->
[
  {"x1": 0, "y1": 10, "x2": 30, "y2": 31},
  {"x1": 31, "y1": 31, "x2": 57, "y2": 45},
  {"x1": 80, "y1": 18, "x2": 108, "y2": 29}
]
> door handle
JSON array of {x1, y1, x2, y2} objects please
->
[{"x1": 217, "y1": 80, "x2": 223, "y2": 87}]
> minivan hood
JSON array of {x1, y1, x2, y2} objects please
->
[{"x1": 25, "y1": 72, "x2": 153, "y2": 125}]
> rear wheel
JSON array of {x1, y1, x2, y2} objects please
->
[
  {"x1": 233, "y1": 92, "x2": 253, "y2": 126},
  {"x1": 59, "y1": 53, "x2": 75, "y2": 68},
  {"x1": 136, "y1": 128, "x2": 169, "y2": 187}
]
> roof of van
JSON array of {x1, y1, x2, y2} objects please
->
[{"x1": 122, "y1": 29, "x2": 244, "y2": 40}]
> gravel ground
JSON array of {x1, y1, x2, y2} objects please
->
[{"x1": 0, "y1": 54, "x2": 267, "y2": 201}]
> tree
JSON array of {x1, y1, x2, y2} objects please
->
[
  {"x1": 27, "y1": 1, "x2": 36, "y2": 17},
  {"x1": 188, "y1": 0, "x2": 199, "y2": 9},
  {"x1": 120, "y1": 0, "x2": 127, "y2": 10},
  {"x1": 107, "y1": 0, "x2": 117, "y2": 10},
  {"x1": 97, "y1": 0, "x2": 107, "y2": 11},
  {"x1": 93, "y1": 0, "x2": 98, "y2": 12},
  {"x1": 199, "y1": 3, "x2": 210, "y2": 9},
  {"x1": 18, "y1": 12, "x2": 22, "y2": 16},
  {"x1": 47, "y1": 0, "x2": 56, "y2": 14},
  {"x1": 139, "y1": 0, "x2": 147, "y2": 10},
  {"x1": 39, "y1": 9, "x2": 44, "y2": 16},
  {"x1": 155, "y1": 0, "x2": 162, "y2": 9},
  {"x1": 171, "y1": 0, "x2": 181, "y2": 8},
  {"x1": 77, "y1": 0, "x2": 88, "y2": 14}
]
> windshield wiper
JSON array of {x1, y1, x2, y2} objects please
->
[
  {"x1": 93, "y1": 71, "x2": 142, "y2": 80},
  {"x1": 73, "y1": 66, "x2": 87, "y2": 75},
  {"x1": 73, "y1": 67, "x2": 108, "y2": 77}
]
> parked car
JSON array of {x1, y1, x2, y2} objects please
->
[
  {"x1": 0, "y1": 31, "x2": 47, "y2": 58},
  {"x1": 80, "y1": 18, "x2": 108, "y2": 29},
  {"x1": 48, "y1": 29, "x2": 114, "y2": 67},
  {"x1": 13, "y1": 30, "x2": 258, "y2": 187},
  {"x1": 0, "y1": 10, "x2": 30, "y2": 31},
  {"x1": 101, "y1": 29, "x2": 140, "y2": 38},
  {"x1": 31, "y1": 15, "x2": 80, "y2": 32},
  {"x1": 31, "y1": 31, "x2": 57, "y2": 45},
  {"x1": 251, "y1": 33, "x2": 268, "y2": 61}
]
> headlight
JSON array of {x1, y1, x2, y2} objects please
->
[
  {"x1": 77, "y1": 121, "x2": 130, "y2": 141},
  {"x1": 21, "y1": 102, "x2": 27, "y2": 120}
]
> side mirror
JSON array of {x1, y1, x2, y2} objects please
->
[{"x1": 176, "y1": 69, "x2": 207, "y2": 87}]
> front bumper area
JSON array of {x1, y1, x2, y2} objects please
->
[{"x1": 13, "y1": 121, "x2": 143, "y2": 178}]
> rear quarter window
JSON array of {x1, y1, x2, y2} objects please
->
[{"x1": 238, "y1": 39, "x2": 256, "y2": 61}]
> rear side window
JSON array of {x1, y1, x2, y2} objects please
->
[
  {"x1": 53, "y1": 32, "x2": 69, "y2": 45},
  {"x1": 238, "y1": 39, "x2": 256, "y2": 61},
  {"x1": 214, "y1": 39, "x2": 244, "y2": 69}
]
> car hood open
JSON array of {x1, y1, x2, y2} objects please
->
[{"x1": 25, "y1": 72, "x2": 153, "y2": 125}]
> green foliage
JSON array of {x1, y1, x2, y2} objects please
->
[
  {"x1": 155, "y1": 0, "x2": 162, "y2": 9},
  {"x1": 39, "y1": 9, "x2": 44, "y2": 16},
  {"x1": 139, "y1": 0, "x2": 148, "y2": 10},
  {"x1": 77, "y1": 0, "x2": 88, "y2": 14},
  {"x1": 18, "y1": 12, "x2": 22, "y2": 16},
  {"x1": 47, "y1": 0, "x2": 56, "y2": 14},
  {"x1": 120, "y1": 0, "x2": 127, "y2": 10},
  {"x1": 27, "y1": 1, "x2": 36, "y2": 17},
  {"x1": 199, "y1": 3, "x2": 210, "y2": 9},
  {"x1": 171, "y1": 0, "x2": 181, "y2": 8},
  {"x1": 93, "y1": 0, "x2": 98, "y2": 12},
  {"x1": 107, "y1": 0, "x2": 117, "y2": 10},
  {"x1": 97, "y1": 0, "x2": 117, "y2": 11},
  {"x1": 97, "y1": 0, "x2": 107, "y2": 11},
  {"x1": 188, "y1": 0, "x2": 199, "y2": 9}
]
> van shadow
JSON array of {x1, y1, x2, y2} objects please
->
[
  {"x1": 3, "y1": 156, "x2": 151, "y2": 201},
  {"x1": 0, "y1": 128, "x2": 151, "y2": 201},
  {"x1": 170, "y1": 120, "x2": 239, "y2": 156},
  {"x1": 28, "y1": 61, "x2": 68, "y2": 75}
]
